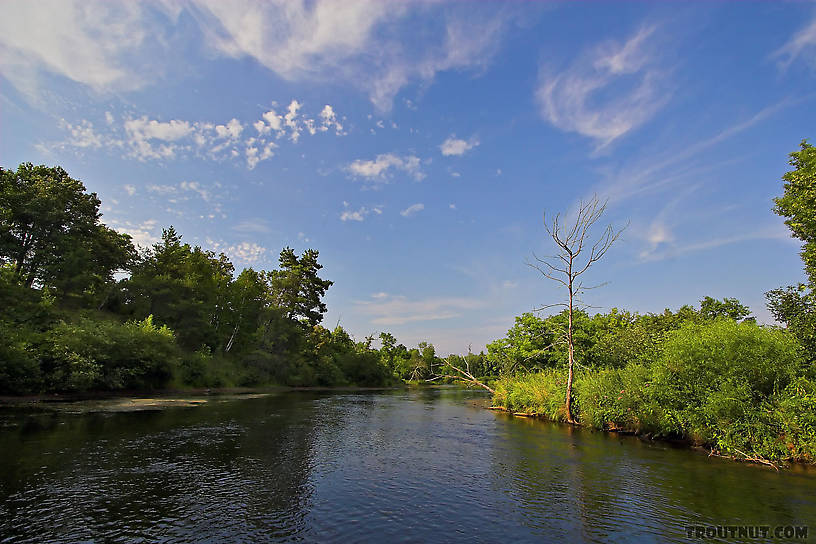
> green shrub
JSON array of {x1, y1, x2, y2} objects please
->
[
  {"x1": 0, "y1": 321, "x2": 42, "y2": 394},
  {"x1": 42, "y1": 315, "x2": 179, "y2": 391},
  {"x1": 650, "y1": 319, "x2": 800, "y2": 444}
]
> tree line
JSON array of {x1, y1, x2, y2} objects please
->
[{"x1": 0, "y1": 163, "x2": 461, "y2": 394}]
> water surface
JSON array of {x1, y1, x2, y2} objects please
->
[{"x1": 1, "y1": 388, "x2": 814, "y2": 542}]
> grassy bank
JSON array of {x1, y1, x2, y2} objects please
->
[{"x1": 492, "y1": 319, "x2": 816, "y2": 466}]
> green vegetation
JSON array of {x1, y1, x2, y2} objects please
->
[
  {"x1": 0, "y1": 163, "x2": 452, "y2": 394},
  {"x1": 492, "y1": 141, "x2": 816, "y2": 465}
]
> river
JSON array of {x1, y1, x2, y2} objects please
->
[{"x1": 1, "y1": 388, "x2": 814, "y2": 543}]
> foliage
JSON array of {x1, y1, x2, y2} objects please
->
[
  {"x1": 766, "y1": 284, "x2": 816, "y2": 363},
  {"x1": 774, "y1": 140, "x2": 816, "y2": 283},
  {"x1": 493, "y1": 369, "x2": 570, "y2": 421},
  {"x1": 493, "y1": 320, "x2": 816, "y2": 463},
  {"x1": 0, "y1": 320, "x2": 41, "y2": 394},
  {"x1": 40, "y1": 315, "x2": 179, "y2": 391},
  {"x1": 573, "y1": 365, "x2": 658, "y2": 432},
  {"x1": 649, "y1": 319, "x2": 801, "y2": 444},
  {"x1": 269, "y1": 247, "x2": 333, "y2": 327},
  {"x1": 0, "y1": 163, "x2": 134, "y2": 299}
]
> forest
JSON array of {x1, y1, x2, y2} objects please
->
[{"x1": 0, "y1": 163, "x2": 466, "y2": 393}]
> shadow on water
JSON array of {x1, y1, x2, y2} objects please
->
[{"x1": 1, "y1": 389, "x2": 815, "y2": 543}]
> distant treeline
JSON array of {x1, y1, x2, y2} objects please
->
[{"x1": 0, "y1": 163, "x2": 462, "y2": 394}]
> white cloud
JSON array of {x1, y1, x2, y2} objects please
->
[
  {"x1": 57, "y1": 119, "x2": 103, "y2": 149},
  {"x1": 773, "y1": 16, "x2": 816, "y2": 70},
  {"x1": 123, "y1": 184, "x2": 136, "y2": 196},
  {"x1": 49, "y1": 101, "x2": 340, "y2": 167},
  {"x1": 232, "y1": 218, "x2": 272, "y2": 233},
  {"x1": 319, "y1": 105, "x2": 344, "y2": 134},
  {"x1": 0, "y1": 2, "x2": 512, "y2": 111},
  {"x1": 346, "y1": 153, "x2": 424, "y2": 183},
  {"x1": 400, "y1": 203, "x2": 424, "y2": 217},
  {"x1": 440, "y1": 135, "x2": 479, "y2": 156},
  {"x1": 126, "y1": 118, "x2": 194, "y2": 141},
  {"x1": 354, "y1": 293, "x2": 487, "y2": 326},
  {"x1": 214, "y1": 118, "x2": 243, "y2": 140},
  {"x1": 226, "y1": 241, "x2": 267, "y2": 265},
  {"x1": 340, "y1": 202, "x2": 383, "y2": 222},
  {"x1": 638, "y1": 221, "x2": 675, "y2": 260},
  {"x1": 589, "y1": 100, "x2": 793, "y2": 205},
  {"x1": 146, "y1": 180, "x2": 218, "y2": 211},
  {"x1": 340, "y1": 208, "x2": 367, "y2": 222},
  {"x1": 284, "y1": 100, "x2": 302, "y2": 142},
  {"x1": 0, "y1": 1, "x2": 163, "y2": 99},
  {"x1": 639, "y1": 225, "x2": 791, "y2": 263},
  {"x1": 536, "y1": 25, "x2": 670, "y2": 150},
  {"x1": 192, "y1": 1, "x2": 510, "y2": 111},
  {"x1": 111, "y1": 218, "x2": 160, "y2": 247},
  {"x1": 207, "y1": 238, "x2": 268, "y2": 265}
]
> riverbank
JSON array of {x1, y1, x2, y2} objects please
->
[
  {"x1": 491, "y1": 354, "x2": 816, "y2": 468},
  {"x1": 486, "y1": 404, "x2": 795, "y2": 470}
]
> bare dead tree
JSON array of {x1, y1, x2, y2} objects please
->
[
  {"x1": 427, "y1": 345, "x2": 495, "y2": 394},
  {"x1": 528, "y1": 195, "x2": 625, "y2": 423}
]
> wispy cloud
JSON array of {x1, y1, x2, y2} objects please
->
[
  {"x1": 591, "y1": 99, "x2": 794, "y2": 205},
  {"x1": 232, "y1": 218, "x2": 273, "y2": 234},
  {"x1": 440, "y1": 135, "x2": 479, "y2": 156},
  {"x1": 773, "y1": 15, "x2": 816, "y2": 70},
  {"x1": 400, "y1": 203, "x2": 425, "y2": 217},
  {"x1": 536, "y1": 25, "x2": 670, "y2": 150},
  {"x1": 638, "y1": 225, "x2": 792, "y2": 263},
  {"x1": 346, "y1": 153, "x2": 425, "y2": 184},
  {"x1": 0, "y1": 1, "x2": 174, "y2": 100},
  {"x1": 189, "y1": 1, "x2": 512, "y2": 111},
  {"x1": 354, "y1": 293, "x2": 487, "y2": 326}
]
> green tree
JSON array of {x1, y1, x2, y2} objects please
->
[
  {"x1": 0, "y1": 163, "x2": 134, "y2": 295},
  {"x1": 699, "y1": 296, "x2": 753, "y2": 322},
  {"x1": 269, "y1": 247, "x2": 333, "y2": 327},
  {"x1": 774, "y1": 140, "x2": 816, "y2": 283},
  {"x1": 120, "y1": 227, "x2": 234, "y2": 350},
  {"x1": 768, "y1": 140, "x2": 816, "y2": 361}
]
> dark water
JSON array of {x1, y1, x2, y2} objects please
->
[{"x1": 1, "y1": 389, "x2": 814, "y2": 543}]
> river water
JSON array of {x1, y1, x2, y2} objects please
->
[{"x1": 1, "y1": 388, "x2": 814, "y2": 543}]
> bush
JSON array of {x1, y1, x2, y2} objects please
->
[
  {"x1": 0, "y1": 321, "x2": 42, "y2": 394},
  {"x1": 41, "y1": 315, "x2": 179, "y2": 391},
  {"x1": 650, "y1": 319, "x2": 801, "y2": 444}
]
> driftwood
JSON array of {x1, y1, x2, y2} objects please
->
[
  {"x1": 427, "y1": 351, "x2": 494, "y2": 394},
  {"x1": 708, "y1": 448, "x2": 780, "y2": 471}
]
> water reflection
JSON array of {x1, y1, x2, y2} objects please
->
[{"x1": 1, "y1": 389, "x2": 814, "y2": 543}]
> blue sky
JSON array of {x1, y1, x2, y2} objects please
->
[{"x1": 1, "y1": 1, "x2": 815, "y2": 353}]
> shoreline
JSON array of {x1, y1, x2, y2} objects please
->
[{"x1": 486, "y1": 404, "x2": 815, "y2": 471}]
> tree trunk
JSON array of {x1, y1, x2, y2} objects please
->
[{"x1": 565, "y1": 260, "x2": 575, "y2": 423}]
